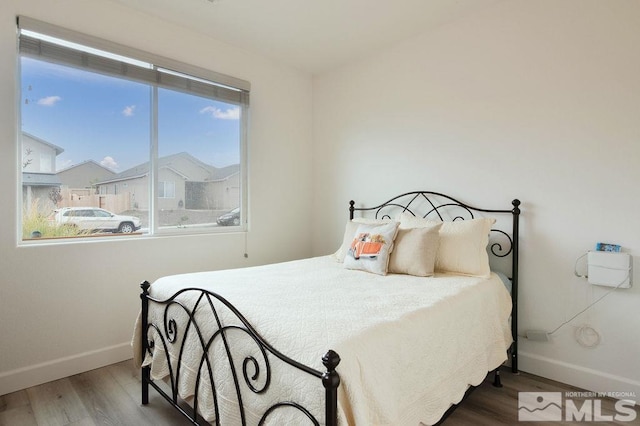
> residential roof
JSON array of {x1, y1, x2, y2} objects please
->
[
  {"x1": 95, "y1": 152, "x2": 239, "y2": 185},
  {"x1": 56, "y1": 159, "x2": 116, "y2": 175},
  {"x1": 22, "y1": 172, "x2": 62, "y2": 186},
  {"x1": 22, "y1": 132, "x2": 65, "y2": 156},
  {"x1": 209, "y1": 164, "x2": 240, "y2": 181}
]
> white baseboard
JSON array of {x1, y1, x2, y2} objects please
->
[
  {"x1": 0, "y1": 342, "x2": 132, "y2": 396},
  {"x1": 519, "y1": 350, "x2": 640, "y2": 402}
]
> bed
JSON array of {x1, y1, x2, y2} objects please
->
[{"x1": 134, "y1": 191, "x2": 521, "y2": 425}]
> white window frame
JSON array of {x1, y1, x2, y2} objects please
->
[
  {"x1": 17, "y1": 17, "x2": 249, "y2": 243},
  {"x1": 158, "y1": 181, "x2": 175, "y2": 199}
]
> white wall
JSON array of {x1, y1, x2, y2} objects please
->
[
  {"x1": 0, "y1": 0, "x2": 313, "y2": 394},
  {"x1": 312, "y1": 0, "x2": 640, "y2": 397}
]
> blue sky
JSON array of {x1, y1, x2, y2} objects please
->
[{"x1": 21, "y1": 57, "x2": 241, "y2": 173}]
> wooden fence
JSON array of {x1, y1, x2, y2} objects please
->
[{"x1": 59, "y1": 187, "x2": 131, "y2": 213}]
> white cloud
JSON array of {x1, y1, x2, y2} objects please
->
[
  {"x1": 122, "y1": 105, "x2": 136, "y2": 117},
  {"x1": 100, "y1": 156, "x2": 119, "y2": 170},
  {"x1": 37, "y1": 96, "x2": 61, "y2": 106},
  {"x1": 200, "y1": 106, "x2": 240, "y2": 120}
]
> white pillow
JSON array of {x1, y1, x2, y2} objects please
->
[
  {"x1": 343, "y1": 222, "x2": 399, "y2": 276},
  {"x1": 398, "y1": 212, "x2": 495, "y2": 277},
  {"x1": 334, "y1": 217, "x2": 391, "y2": 262},
  {"x1": 388, "y1": 223, "x2": 442, "y2": 277}
]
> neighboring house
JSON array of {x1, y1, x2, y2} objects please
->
[
  {"x1": 57, "y1": 159, "x2": 116, "y2": 190},
  {"x1": 21, "y1": 132, "x2": 64, "y2": 212},
  {"x1": 95, "y1": 152, "x2": 240, "y2": 211}
]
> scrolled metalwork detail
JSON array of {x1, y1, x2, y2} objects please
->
[
  {"x1": 425, "y1": 203, "x2": 475, "y2": 221},
  {"x1": 375, "y1": 203, "x2": 413, "y2": 219},
  {"x1": 146, "y1": 339, "x2": 155, "y2": 356},
  {"x1": 351, "y1": 191, "x2": 516, "y2": 263},
  {"x1": 489, "y1": 229, "x2": 513, "y2": 258},
  {"x1": 165, "y1": 318, "x2": 178, "y2": 343},
  {"x1": 243, "y1": 355, "x2": 266, "y2": 393},
  {"x1": 142, "y1": 287, "x2": 328, "y2": 425},
  {"x1": 200, "y1": 323, "x2": 272, "y2": 396}
]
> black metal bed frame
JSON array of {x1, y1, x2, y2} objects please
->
[{"x1": 140, "y1": 191, "x2": 520, "y2": 425}]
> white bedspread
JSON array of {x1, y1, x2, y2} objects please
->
[{"x1": 133, "y1": 255, "x2": 512, "y2": 425}]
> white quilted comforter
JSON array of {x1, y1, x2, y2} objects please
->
[{"x1": 132, "y1": 255, "x2": 512, "y2": 425}]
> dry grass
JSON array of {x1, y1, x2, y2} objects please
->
[{"x1": 21, "y1": 200, "x2": 89, "y2": 240}]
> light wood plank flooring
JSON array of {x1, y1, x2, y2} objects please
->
[
  {"x1": 1, "y1": 361, "x2": 637, "y2": 425},
  {"x1": 444, "y1": 371, "x2": 639, "y2": 426}
]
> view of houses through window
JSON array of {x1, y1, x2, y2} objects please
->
[{"x1": 19, "y1": 21, "x2": 248, "y2": 241}]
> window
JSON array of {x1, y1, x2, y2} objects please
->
[
  {"x1": 18, "y1": 17, "x2": 249, "y2": 242},
  {"x1": 40, "y1": 153, "x2": 52, "y2": 173},
  {"x1": 158, "y1": 181, "x2": 175, "y2": 199}
]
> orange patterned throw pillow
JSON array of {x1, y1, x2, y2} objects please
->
[{"x1": 343, "y1": 222, "x2": 400, "y2": 275}]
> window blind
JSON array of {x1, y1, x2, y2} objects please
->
[{"x1": 18, "y1": 16, "x2": 250, "y2": 106}]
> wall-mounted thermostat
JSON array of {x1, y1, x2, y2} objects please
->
[{"x1": 587, "y1": 251, "x2": 632, "y2": 288}]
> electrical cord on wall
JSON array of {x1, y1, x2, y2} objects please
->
[
  {"x1": 574, "y1": 324, "x2": 601, "y2": 348},
  {"x1": 547, "y1": 270, "x2": 630, "y2": 338},
  {"x1": 522, "y1": 254, "x2": 630, "y2": 344}
]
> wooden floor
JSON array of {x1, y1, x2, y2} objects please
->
[
  {"x1": 0, "y1": 361, "x2": 637, "y2": 425},
  {"x1": 444, "y1": 371, "x2": 639, "y2": 426}
]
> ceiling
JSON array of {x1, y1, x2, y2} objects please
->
[{"x1": 108, "y1": 0, "x2": 502, "y2": 75}]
